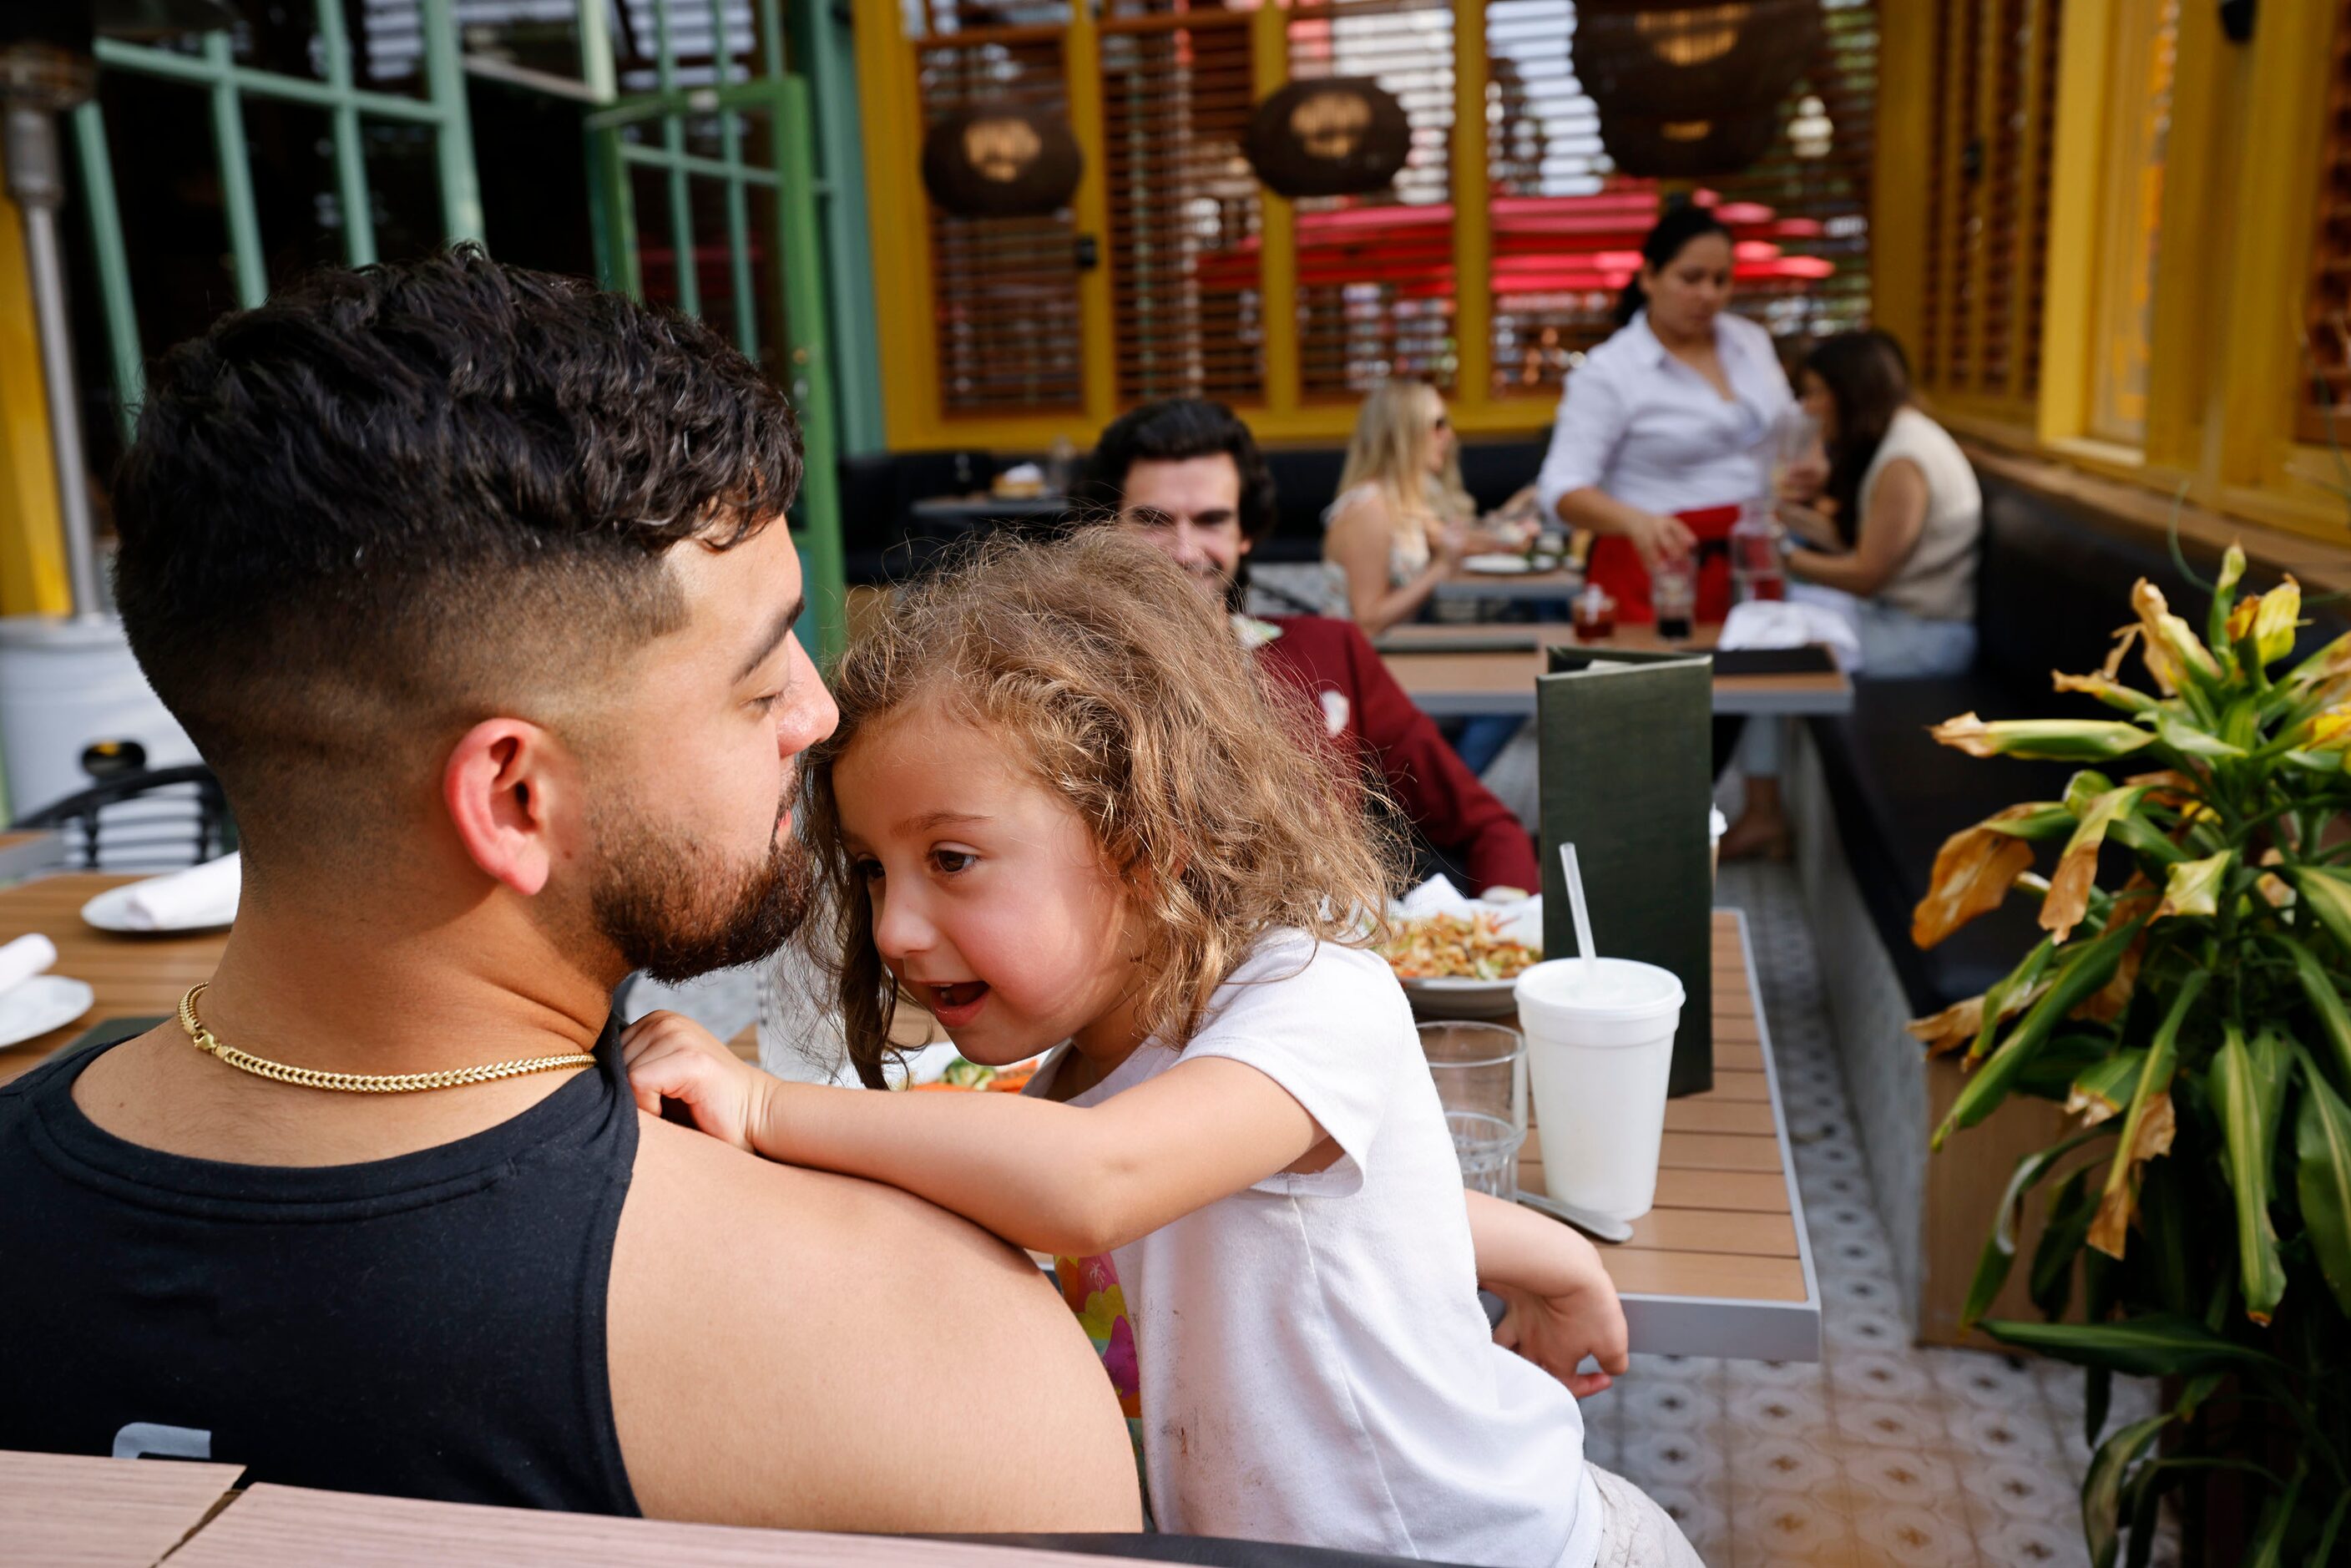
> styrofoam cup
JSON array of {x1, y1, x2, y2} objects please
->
[{"x1": 1515, "y1": 957, "x2": 1686, "y2": 1222}]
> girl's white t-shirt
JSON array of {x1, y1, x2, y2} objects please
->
[{"x1": 1027, "y1": 933, "x2": 1601, "y2": 1567}]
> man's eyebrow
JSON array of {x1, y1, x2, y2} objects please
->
[{"x1": 734, "y1": 595, "x2": 806, "y2": 684}]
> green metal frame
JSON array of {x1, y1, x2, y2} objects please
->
[
  {"x1": 75, "y1": 0, "x2": 484, "y2": 445},
  {"x1": 584, "y1": 1, "x2": 847, "y2": 663}
]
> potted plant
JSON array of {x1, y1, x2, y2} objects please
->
[{"x1": 1910, "y1": 550, "x2": 2351, "y2": 1566}]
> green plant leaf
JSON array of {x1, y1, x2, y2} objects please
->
[
  {"x1": 2030, "y1": 1167, "x2": 2097, "y2": 1320},
  {"x1": 2153, "y1": 849, "x2": 2232, "y2": 922},
  {"x1": 2108, "y1": 814, "x2": 2190, "y2": 867},
  {"x1": 2081, "y1": 1411, "x2": 2172, "y2": 1568},
  {"x1": 2089, "y1": 971, "x2": 2206, "y2": 1258},
  {"x1": 2283, "y1": 935, "x2": 2351, "y2": 1090},
  {"x1": 1982, "y1": 1313, "x2": 2284, "y2": 1377},
  {"x1": 2294, "y1": 1056, "x2": 2351, "y2": 1317},
  {"x1": 2207, "y1": 545, "x2": 2248, "y2": 653},
  {"x1": 2065, "y1": 770, "x2": 2118, "y2": 816},
  {"x1": 1974, "y1": 936, "x2": 2060, "y2": 1063},
  {"x1": 2242, "y1": 1454, "x2": 2308, "y2": 1568},
  {"x1": 2067, "y1": 1048, "x2": 2146, "y2": 1125},
  {"x1": 2288, "y1": 865, "x2": 2351, "y2": 958},
  {"x1": 2156, "y1": 710, "x2": 2247, "y2": 759},
  {"x1": 1933, "y1": 714, "x2": 2158, "y2": 761},
  {"x1": 1935, "y1": 918, "x2": 2146, "y2": 1149},
  {"x1": 1961, "y1": 1121, "x2": 2117, "y2": 1330},
  {"x1": 2210, "y1": 1025, "x2": 2288, "y2": 1324},
  {"x1": 1979, "y1": 802, "x2": 2081, "y2": 841},
  {"x1": 2017, "y1": 1032, "x2": 2117, "y2": 1102}
]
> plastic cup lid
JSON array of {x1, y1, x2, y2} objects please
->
[{"x1": 1515, "y1": 957, "x2": 1685, "y2": 1022}]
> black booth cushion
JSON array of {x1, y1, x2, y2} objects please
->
[{"x1": 1806, "y1": 677, "x2": 2079, "y2": 1019}]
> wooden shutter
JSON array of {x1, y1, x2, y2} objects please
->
[
  {"x1": 1918, "y1": 0, "x2": 2060, "y2": 412},
  {"x1": 1484, "y1": 2, "x2": 1881, "y2": 402},
  {"x1": 1704, "y1": 2, "x2": 1879, "y2": 338},
  {"x1": 1100, "y1": 1, "x2": 1266, "y2": 406},
  {"x1": 2299, "y1": 0, "x2": 2351, "y2": 443},
  {"x1": 1287, "y1": 0, "x2": 1458, "y2": 400},
  {"x1": 913, "y1": 5, "x2": 1087, "y2": 417}
]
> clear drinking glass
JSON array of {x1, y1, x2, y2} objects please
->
[{"x1": 1418, "y1": 1021, "x2": 1528, "y2": 1198}]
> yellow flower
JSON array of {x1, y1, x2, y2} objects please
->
[
  {"x1": 2152, "y1": 849, "x2": 2232, "y2": 923},
  {"x1": 2225, "y1": 575, "x2": 2302, "y2": 669},
  {"x1": 2130, "y1": 579, "x2": 2219, "y2": 694},
  {"x1": 1930, "y1": 714, "x2": 2156, "y2": 761}
]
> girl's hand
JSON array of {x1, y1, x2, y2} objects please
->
[
  {"x1": 1489, "y1": 1272, "x2": 1629, "y2": 1399},
  {"x1": 1625, "y1": 510, "x2": 1697, "y2": 574},
  {"x1": 621, "y1": 1009, "x2": 767, "y2": 1153}
]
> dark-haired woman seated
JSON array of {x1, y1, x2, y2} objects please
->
[{"x1": 1719, "y1": 329, "x2": 1983, "y2": 859}]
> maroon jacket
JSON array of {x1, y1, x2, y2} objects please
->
[{"x1": 1252, "y1": 615, "x2": 1540, "y2": 894}]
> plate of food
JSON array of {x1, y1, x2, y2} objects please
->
[
  {"x1": 1461, "y1": 554, "x2": 1534, "y2": 576},
  {"x1": 1378, "y1": 904, "x2": 1542, "y2": 1019}
]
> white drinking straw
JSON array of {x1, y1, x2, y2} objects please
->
[{"x1": 1559, "y1": 842, "x2": 1598, "y2": 983}]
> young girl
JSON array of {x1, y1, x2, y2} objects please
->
[{"x1": 623, "y1": 533, "x2": 1699, "y2": 1567}]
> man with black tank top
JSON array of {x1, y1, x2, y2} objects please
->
[{"x1": 0, "y1": 250, "x2": 1140, "y2": 1532}]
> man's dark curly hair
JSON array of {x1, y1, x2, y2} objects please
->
[
  {"x1": 1072, "y1": 397, "x2": 1279, "y2": 544},
  {"x1": 111, "y1": 245, "x2": 801, "y2": 862}
]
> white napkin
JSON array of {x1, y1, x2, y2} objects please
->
[
  {"x1": 1394, "y1": 875, "x2": 1545, "y2": 952},
  {"x1": 119, "y1": 852, "x2": 242, "y2": 932},
  {"x1": 0, "y1": 933, "x2": 56, "y2": 996},
  {"x1": 1717, "y1": 599, "x2": 1862, "y2": 670}
]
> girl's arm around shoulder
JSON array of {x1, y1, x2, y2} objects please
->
[{"x1": 752, "y1": 1056, "x2": 1332, "y2": 1259}]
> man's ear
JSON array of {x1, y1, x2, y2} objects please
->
[
  {"x1": 442, "y1": 719, "x2": 574, "y2": 896},
  {"x1": 1238, "y1": 534, "x2": 1256, "y2": 560}
]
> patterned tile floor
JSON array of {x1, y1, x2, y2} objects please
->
[{"x1": 1580, "y1": 860, "x2": 2171, "y2": 1566}]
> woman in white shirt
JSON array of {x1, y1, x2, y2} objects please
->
[
  {"x1": 1720, "y1": 329, "x2": 1984, "y2": 858},
  {"x1": 1535, "y1": 205, "x2": 1794, "y2": 624}
]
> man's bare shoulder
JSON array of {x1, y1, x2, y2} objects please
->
[{"x1": 608, "y1": 1111, "x2": 1141, "y2": 1534}]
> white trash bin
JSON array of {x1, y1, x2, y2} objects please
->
[{"x1": 0, "y1": 615, "x2": 195, "y2": 820}]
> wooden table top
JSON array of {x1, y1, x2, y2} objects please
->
[
  {"x1": 0, "y1": 872, "x2": 225, "y2": 1086},
  {"x1": 0, "y1": 1448, "x2": 245, "y2": 1567},
  {"x1": 1378, "y1": 621, "x2": 1853, "y2": 718},
  {"x1": 1520, "y1": 909, "x2": 1818, "y2": 1361},
  {"x1": 1429, "y1": 564, "x2": 1582, "y2": 601},
  {"x1": 168, "y1": 1481, "x2": 1143, "y2": 1568}
]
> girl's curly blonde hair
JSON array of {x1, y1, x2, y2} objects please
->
[{"x1": 800, "y1": 529, "x2": 1404, "y2": 1088}]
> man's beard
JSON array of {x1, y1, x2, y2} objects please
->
[{"x1": 588, "y1": 797, "x2": 813, "y2": 984}]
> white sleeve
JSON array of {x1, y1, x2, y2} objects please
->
[
  {"x1": 1535, "y1": 359, "x2": 1628, "y2": 518},
  {"x1": 1181, "y1": 942, "x2": 1399, "y2": 1179}
]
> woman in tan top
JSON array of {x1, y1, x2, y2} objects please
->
[{"x1": 1722, "y1": 330, "x2": 1982, "y2": 858}]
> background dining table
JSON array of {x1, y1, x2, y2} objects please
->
[{"x1": 1376, "y1": 621, "x2": 1854, "y2": 719}]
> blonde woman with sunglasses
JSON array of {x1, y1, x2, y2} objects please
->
[{"x1": 1322, "y1": 380, "x2": 1515, "y2": 638}]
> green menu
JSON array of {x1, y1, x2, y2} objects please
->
[{"x1": 1535, "y1": 645, "x2": 1714, "y2": 1097}]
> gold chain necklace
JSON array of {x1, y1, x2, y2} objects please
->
[{"x1": 179, "y1": 983, "x2": 593, "y2": 1094}]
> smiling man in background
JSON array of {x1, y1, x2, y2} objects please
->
[{"x1": 1078, "y1": 398, "x2": 1539, "y2": 895}]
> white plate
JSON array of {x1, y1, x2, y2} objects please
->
[
  {"x1": 0, "y1": 975, "x2": 95, "y2": 1049},
  {"x1": 1462, "y1": 554, "x2": 1534, "y2": 575},
  {"x1": 1401, "y1": 975, "x2": 1521, "y2": 1019},
  {"x1": 80, "y1": 883, "x2": 235, "y2": 935}
]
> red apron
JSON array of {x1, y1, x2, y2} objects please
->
[{"x1": 1584, "y1": 503, "x2": 1742, "y2": 625}]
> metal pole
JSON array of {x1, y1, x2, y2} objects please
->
[{"x1": 5, "y1": 105, "x2": 100, "y2": 620}]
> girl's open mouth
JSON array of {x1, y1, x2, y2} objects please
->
[{"x1": 928, "y1": 980, "x2": 990, "y2": 1024}]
